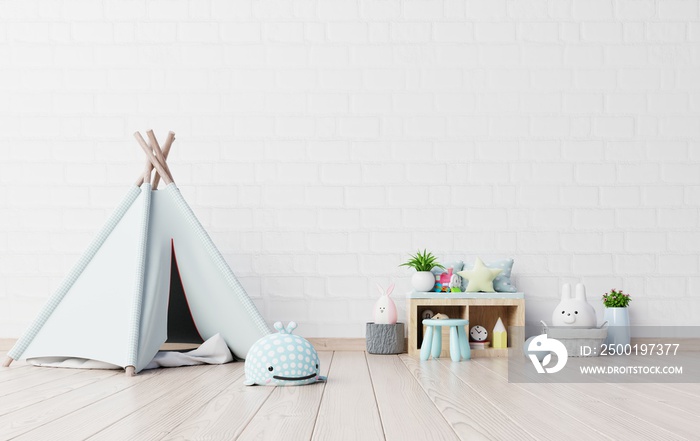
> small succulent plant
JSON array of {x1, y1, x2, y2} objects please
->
[{"x1": 399, "y1": 249, "x2": 444, "y2": 272}]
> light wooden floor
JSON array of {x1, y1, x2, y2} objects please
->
[{"x1": 1, "y1": 350, "x2": 698, "y2": 441}]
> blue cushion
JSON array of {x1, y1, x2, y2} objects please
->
[
  {"x1": 445, "y1": 261, "x2": 464, "y2": 272},
  {"x1": 460, "y1": 258, "x2": 517, "y2": 292},
  {"x1": 437, "y1": 259, "x2": 517, "y2": 293}
]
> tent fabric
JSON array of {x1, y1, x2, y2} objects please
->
[
  {"x1": 144, "y1": 333, "x2": 233, "y2": 369},
  {"x1": 126, "y1": 182, "x2": 152, "y2": 367},
  {"x1": 26, "y1": 333, "x2": 233, "y2": 371},
  {"x1": 8, "y1": 185, "x2": 142, "y2": 361},
  {"x1": 8, "y1": 180, "x2": 271, "y2": 373},
  {"x1": 164, "y1": 184, "x2": 269, "y2": 344}
]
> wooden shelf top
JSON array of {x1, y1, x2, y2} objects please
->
[{"x1": 406, "y1": 291, "x2": 525, "y2": 299}]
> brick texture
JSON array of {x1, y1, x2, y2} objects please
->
[{"x1": 1, "y1": 0, "x2": 699, "y2": 337}]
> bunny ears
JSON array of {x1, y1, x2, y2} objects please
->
[
  {"x1": 561, "y1": 283, "x2": 587, "y2": 300},
  {"x1": 376, "y1": 283, "x2": 395, "y2": 297}
]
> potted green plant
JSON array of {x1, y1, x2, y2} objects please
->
[
  {"x1": 602, "y1": 289, "x2": 631, "y2": 346},
  {"x1": 400, "y1": 250, "x2": 444, "y2": 292}
]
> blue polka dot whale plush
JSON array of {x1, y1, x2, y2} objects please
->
[{"x1": 244, "y1": 321, "x2": 327, "y2": 386}]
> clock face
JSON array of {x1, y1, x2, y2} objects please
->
[{"x1": 470, "y1": 325, "x2": 488, "y2": 341}]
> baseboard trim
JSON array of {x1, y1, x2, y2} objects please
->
[
  {"x1": 0, "y1": 338, "x2": 370, "y2": 352},
  {"x1": 308, "y1": 338, "x2": 367, "y2": 351},
  {"x1": 0, "y1": 339, "x2": 15, "y2": 351},
  {"x1": 4, "y1": 337, "x2": 698, "y2": 353}
]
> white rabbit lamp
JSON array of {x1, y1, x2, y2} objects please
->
[
  {"x1": 552, "y1": 283, "x2": 596, "y2": 327},
  {"x1": 373, "y1": 283, "x2": 397, "y2": 325}
]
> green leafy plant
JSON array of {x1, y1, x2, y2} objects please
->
[
  {"x1": 602, "y1": 289, "x2": 631, "y2": 308},
  {"x1": 399, "y1": 249, "x2": 444, "y2": 272}
]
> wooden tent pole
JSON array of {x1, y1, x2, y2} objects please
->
[
  {"x1": 133, "y1": 131, "x2": 175, "y2": 187},
  {"x1": 146, "y1": 130, "x2": 174, "y2": 184},
  {"x1": 136, "y1": 158, "x2": 154, "y2": 187},
  {"x1": 147, "y1": 139, "x2": 171, "y2": 183},
  {"x1": 152, "y1": 131, "x2": 175, "y2": 189},
  {"x1": 128, "y1": 130, "x2": 177, "y2": 377},
  {"x1": 134, "y1": 132, "x2": 173, "y2": 185},
  {"x1": 2, "y1": 356, "x2": 13, "y2": 367}
]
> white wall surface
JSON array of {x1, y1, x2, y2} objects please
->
[{"x1": 1, "y1": 0, "x2": 699, "y2": 338}]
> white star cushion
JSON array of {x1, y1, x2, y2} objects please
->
[{"x1": 457, "y1": 257, "x2": 502, "y2": 292}]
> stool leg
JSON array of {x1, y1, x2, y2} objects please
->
[
  {"x1": 431, "y1": 327, "x2": 442, "y2": 359},
  {"x1": 449, "y1": 326, "x2": 460, "y2": 362},
  {"x1": 420, "y1": 326, "x2": 433, "y2": 361},
  {"x1": 458, "y1": 326, "x2": 470, "y2": 360}
]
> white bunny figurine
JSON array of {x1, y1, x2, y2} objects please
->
[
  {"x1": 373, "y1": 283, "x2": 397, "y2": 325},
  {"x1": 552, "y1": 283, "x2": 597, "y2": 327}
]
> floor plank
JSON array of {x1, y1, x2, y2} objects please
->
[
  {"x1": 236, "y1": 351, "x2": 334, "y2": 441},
  {"x1": 0, "y1": 367, "x2": 160, "y2": 440},
  {"x1": 161, "y1": 352, "x2": 333, "y2": 441},
  {"x1": 473, "y1": 358, "x2": 686, "y2": 441},
  {"x1": 0, "y1": 369, "x2": 117, "y2": 417},
  {"x1": 366, "y1": 354, "x2": 459, "y2": 441},
  {"x1": 2, "y1": 350, "x2": 698, "y2": 440},
  {"x1": 87, "y1": 364, "x2": 244, "y2": 441},
  {"x1": 0, "y1": 359, "x2": 29, "y2": 369},
  {"x1": 311, "y1": 352, "x2": 384, "y2": 441},
  {"x1": 564, "y1": 381, "x2": 700, "y2": 440},
  {"x1": 593, "y1": 355, "x2": 700, "y2": 416},
  {"x1": 158, "y1": 378, "x2": 273, "y2": 441},
  {"x1": 660, "y1": 382, "x2": 700, "y2": 397},
  {"x1": 400, "y1": 355, "x2": 537, "y2": 441},
  {"x1": 15, "y1": 365, "x2": 217, "y2": 441},
  {"x1": 0, "y1": 366, "x2": 39, "y2": 386},
  {"x1": 609, "y1": 381, "x2": 700, "y2": 417},
  {"x1": 441, "y1": 357, "x2": 615, "y2": 441},
  {"x1": 0, "y1": 363, "x2": 42, "y2": 385},
  {"x1": 497, "y1": 352, "x2": 700, "y2": 439},
  {"x1": 0, "y1": 366, "x2": 85, "y2": 398}
]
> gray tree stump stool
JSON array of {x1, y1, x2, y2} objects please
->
[{"x1": 366, "y1": 322, "x2": 405, "y2": 354}]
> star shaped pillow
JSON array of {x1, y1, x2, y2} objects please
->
[
  {"x1": 458, "y1": 258, "x2": 517, "y2": 293},
  {"x1": 457, "y1": 257, "x2": 502, "y2": 292}
]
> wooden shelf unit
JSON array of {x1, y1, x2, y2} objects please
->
[{"x1": 406, "y1": 292, "x2": 525, "y2": 358}]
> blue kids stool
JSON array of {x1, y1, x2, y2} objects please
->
[{"x1": 420, "y1": 319, "x2": 471, "y2": 362}]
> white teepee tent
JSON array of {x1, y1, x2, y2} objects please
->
[{"x1": 3, "y1": 131, "x2": 271, "y2": 374}]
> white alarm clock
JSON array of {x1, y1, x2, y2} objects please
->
[{"x1": 470, "y1": 325, "x2": 488, "y2": 342}]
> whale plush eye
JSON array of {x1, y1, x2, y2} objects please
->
[
  {"x1": 268, "y1": 366, "x2": 274, "y2": 372},
  {"x1": 575, "y1": 311, "x2": 578, "y2": 314},
  {"x1": 315, "y1": 364, "x2": 319, "y2": 369},
  {"x1": 561, "y1": 311, "x2": 565, "y2": 314}
]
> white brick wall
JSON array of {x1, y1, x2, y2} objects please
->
[{"x1": 1, "y1": 0, "x2": 699, "y2": 338}]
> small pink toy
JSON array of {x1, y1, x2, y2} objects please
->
[
  {"x1": 373, "y1": 283, "x2": 397, "y2": 324},
  {"x1": 437, "y1": 268, "x2": 461, "y2": 293},
  {"x1": 440, "y1": 268, "x2": 455, "y2": 292}
]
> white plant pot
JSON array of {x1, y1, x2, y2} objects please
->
[
  {"x1": 411, "y1": 271, "x2": 436, "y2": 292},
  {"x1": 603, "y1": 307, "x2": 630, "y2": 346}
]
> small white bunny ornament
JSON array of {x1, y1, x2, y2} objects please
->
[
  {"x1": 373, "y1": 283, "x2": 397, "y2": 325},
  {"x1": 551, "y1": 283, "x2": 597, "y2": 327}
]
